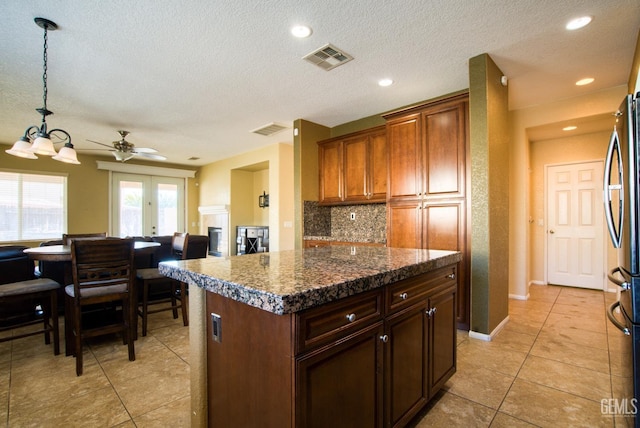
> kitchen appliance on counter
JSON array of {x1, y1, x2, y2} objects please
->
[
  {"x1": 236, "y1": 226, "x2": 269, "y2": 255},
  {"x1": 604, "y1": 91, "x2": 639, "y2": 426}
]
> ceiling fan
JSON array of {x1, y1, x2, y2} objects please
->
[{"x1": 87, "y1": 130, "x2": 167, "y2": 162}]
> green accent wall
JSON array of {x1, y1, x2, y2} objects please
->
[{"x1": 469, "y1": 54, "x2": 510, "y2": 334}]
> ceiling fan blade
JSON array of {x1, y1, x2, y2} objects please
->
[
  {"x1": 133, "y1": 147, "x2": 158, "y2": 153},
  {"x1": 87, "y1": 139, "x2": 117, "y2": 149},
  {"x1": 135, "y1": 152, "x2": 167, "y2": 160}
]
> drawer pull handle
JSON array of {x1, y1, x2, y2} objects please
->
[
  {"x1": 447, "y1": 273, "x2": 456, "y2": 280},
  {"x1": 379, "y1": 334, "x2": 389, "y2": 343},
  {"x1": 399, "y1": 292, "x2": 408, "y2": 300},
  {"x1": 346, "y1": 313, "x2": 357, "y2": 323}
]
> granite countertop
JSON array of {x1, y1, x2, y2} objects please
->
[
  {"x1": 303, "y1": 235, "x2": 386, "y2": 244},
  {"x1": 159, "y1": 246, "x2": 461, "y2": 315}
]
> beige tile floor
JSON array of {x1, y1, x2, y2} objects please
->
[{"x1": 0, "y1": 285, "x2": 632, "y2": 427}]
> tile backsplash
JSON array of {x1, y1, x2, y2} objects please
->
[{"x1": 304, "y1": 201, "x2": 386, "y2": 243}]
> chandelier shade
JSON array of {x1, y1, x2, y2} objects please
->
[{"x1": 5, "y1": 17, "x2": 80, "y2": 165}]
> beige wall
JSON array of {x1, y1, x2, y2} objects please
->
[
  {"x1": 469, "y1": 53, "x2": 510, "y2": 335},
  {"x1": 198, "y1": 142, "x2": 294, "y2": 254},
  {"x1": 0, "y1": 146, "x2": 200, "y2": 246},
  {"x1": 293, "y1": 119, "x2": 330, "y2": 248},
  {"x1": 509, "y1": 86, "x2": 627, "y2": 298}
]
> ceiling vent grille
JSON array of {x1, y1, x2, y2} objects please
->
[
  {"x1": 303, "y1": 44, "x2": 353, "y2": 71},
  {"x1": 251, "y1": 122, "x2": 289, "y2": 137}
]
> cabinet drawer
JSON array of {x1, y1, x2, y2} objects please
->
[
  {"x1": 386, "y1": 265, "x2": 457, "y2": 313},
  {"x1": 296, "y1": 289, "x2": 383, "y2": 354}
]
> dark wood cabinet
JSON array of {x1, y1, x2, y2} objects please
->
[
  {"x1": 205, "y1": 264, "x2": 457, "y2": 427},
  {"x1": 384, "y1": 94, "x2": 470, "y2": 330},
  {"x1": 318, "y1": 139, "x2": 343, "y2": 204},
  {"x1": 296, "y1": 321, "x2": 385, "y2": 428},
  {"x1": 318, "y1": 126, "x2": 387, "y2": 205}
]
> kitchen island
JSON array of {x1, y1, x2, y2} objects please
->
[{"x1": 160, "y1": 246, "x2": 462, "y2": 428}]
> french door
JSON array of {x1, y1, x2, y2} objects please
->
[{"x1": 111, "y1": 173, "x2": 185, "y2": 237}]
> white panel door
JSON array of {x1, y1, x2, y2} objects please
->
[
  {"x1": 111, "y1": 173, "x2": 185, "y2": 237},
  {"x1": 547, "y1": 161, "x2": 604, "y2": 289}
]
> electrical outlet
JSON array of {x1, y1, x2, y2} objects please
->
[{"x1": 350, "y1": 212, "x2": 356, "y2": 220}]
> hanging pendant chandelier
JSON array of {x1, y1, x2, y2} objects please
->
[{"x1": 5, "y1": 17, "x2": 80, "y2": 165}]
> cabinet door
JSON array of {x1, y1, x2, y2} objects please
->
[
  {"x1": 428, "y1": 286, "x2": 456, "y2": 397},
  {"x1": 343, "y1": 136, "x2": 368, "y2": 202},
  {"x1": 423, "y1": 200, "x2": 468, "y2": 328},
  {"x1": 387, "y1": 115, "x2": 421, "y2": 200},
  {"x1": 422, "y1": 101, "x2": 466, "y2": 199},
  {"x1": 296, "y1": 322, "x2": 384, "y2": 428},
  {"x1": 387, "y1": 200, "x2": 422, "y2": 249},
  {"x1": 368, "y1": 130, "x2": 387, "y2": 202},
  {"x1": 385, "y1": 303, "x2": 429, "y2": 427},
  {"x1": 319, "y1": 140, "x2": 343, "y2": 204}
]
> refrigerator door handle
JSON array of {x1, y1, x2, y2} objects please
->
[
  {"x1": 608, "y1": 267, "x2": 631, "y2": 290},
  {"x1": 606, "y1": 301, "x2": 630, "y2": 335},
  {"x1": 603, "y1": 126, "x2": 624, "y2": 248}
]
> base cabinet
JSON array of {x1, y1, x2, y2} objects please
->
[{"x1": 206, "y1": 265, "x2": 457, "y2": 427}]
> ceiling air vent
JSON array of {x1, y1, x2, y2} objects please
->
[
  {"x1": 303, "y1": 44, "x2": 353, "y2": 71},
  {"x1": 251, "y1": 122, "x2": 289, "y2": 137}
]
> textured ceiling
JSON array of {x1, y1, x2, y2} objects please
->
[{"x1": 0, "y1": 0, "x2": 638, "y2": 166}]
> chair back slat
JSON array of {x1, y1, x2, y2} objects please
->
[
  {"x1": 63, "y1": 233, "x2": 107, "y2": 245},
  {"x1": 71, "y1": 239, "x2": 135, "y2": 299},
  {"x1": 172, "y1": 232, "x2": 189, "y2": 260}
]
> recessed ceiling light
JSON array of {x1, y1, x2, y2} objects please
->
[
  {"x1": 566, "y1": 16, "x2": 592, "y2": 30},
  {"x1": 563, "y1": 126, "x2": 577, "y2": 131},
  {"x1": 576, "y1": 77, "x2": 594, "y2": 86},
  {"x1": 378, "y1": 78, "x2": 394, "y2": 87},
  {"x1": 291, "y1": 25, "x2": 312, "y2": 38}
]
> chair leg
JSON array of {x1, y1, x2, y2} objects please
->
[
  {"x1": 126, "y1": 297, "x2": 135, "y2": 362},
  {"x1": 74, "y1": 304, "x2": 83, "y2": 376},
  {"x1": 50, "y1": 290, "x2": 60, "y2": 355},
  {"x1": 180, "y1": 282, "x2": 189, "y2": 327},
  {"x1": 42, "y1": 302, "x2": 51, "y2": 346},
  {"x1": 65, "y1": 294, "x2": 73, "y2": 356},
  {"x1": 141, "y1": 280, "x2": 149, "y2": 337}
]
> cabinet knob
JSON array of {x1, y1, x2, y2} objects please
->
[
  {"x1": 447, "y1": 273, "x2": 456, "y2": 280},
  {"x1": 426, "y1": 307, "x2": 437, "y2": 318},
  {"x1": 346, "y1": 313, "x2": 357, "y2": 323},
  {"x1": 399, "y1": 292, "x2": 408, "y2": 300},
  {"x1": 379, "y1": 334, "x2": 389, "y2": 343}
]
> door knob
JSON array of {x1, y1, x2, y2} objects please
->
[{"x1": 549, "y1": 230, "x2": 555, "y2": 234}]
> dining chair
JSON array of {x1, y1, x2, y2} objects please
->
[
  {"x1": 62, "y1": 232, "x2": 107, "y2": 245},
  {"x1": 65, "y1": 238, "x2": 136, "y2": 376},
  {"x1": 0, "y1": 245, "x2": 61, "y2": 355},
  {"x1": 136, "y1": 232, "x2": 189, "y2": 336}
]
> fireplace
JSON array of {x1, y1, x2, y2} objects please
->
[{"x1": 208, "y1": 227, "x2": 223, "y2": 257}]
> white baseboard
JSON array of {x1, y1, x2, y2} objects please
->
[
  {"x1": 529, "y1": 280, "x2": 546, "y2": 286},
  {"x1": 509, "y1": 293, "x2": 529, "y2": 300},
  {"x1": 468, "y1": 315, "x2": 510, "y2": 342}
]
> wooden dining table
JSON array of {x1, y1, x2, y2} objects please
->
[{"x1": 24, "y1": 241, "x2": 161, "y2": 262}]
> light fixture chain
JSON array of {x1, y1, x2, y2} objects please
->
[{"x1": 42, "y1": 25, "x2": 48, "y2": 112}]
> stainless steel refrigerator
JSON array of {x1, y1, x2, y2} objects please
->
[{"x1": 604, "y1": 92, "x2": 640, "y2": 426}]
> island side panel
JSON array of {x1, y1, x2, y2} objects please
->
[{"x1": 206, "y1": 291, "x2": 295, "y2": 427}]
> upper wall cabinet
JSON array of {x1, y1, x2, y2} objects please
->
[
  {"x1": 386, "y1": 96, "x2": 467, "y2": 202},
  {"x1": 318, "y1": 126, "x2": 387, "y2": 205}
]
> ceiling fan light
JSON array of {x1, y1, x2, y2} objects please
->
[
  {"x1": 30, "y1": 135, "x2": 58, "y2": 156},
  {"x1": 112, "y1": 151, "x2": 134, "y2": 162},
  {"x1": 5, "y1": 137, "x2": 38, "y2": 159},
  {"x1": 52, "y1": 144, "x2": 80, "y2": 164}
]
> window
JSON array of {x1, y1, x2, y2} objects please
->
[{"x1": 0, "y1": 171, "x2": 67, "y2": 242}]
